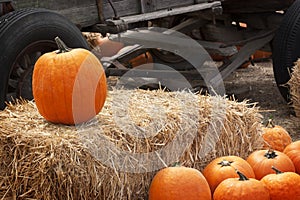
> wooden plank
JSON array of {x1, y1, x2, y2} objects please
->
[
  {"x1": 14, "y1": 0, "x2": 95, "y2": 10},
  {"x1": 12, "y1": 0, "x2": 217, "y2": 28},
  {"x1": 155, "y1": 0, "x2": 195, "y2": 11},
  {"x1": 102, "y1": 0, "x2": 140, "y2": 19},
  {"x1": 13, "y1": 0, "x2": 100, "y2": 27},
  {"x1": 102, "y1": 0, "x2": 206, "y2": 20},
  {"x1": 118, "y1": 1, "x2": 221, "y2": 24},
  {"x1": 222, "y1": 0, "x2": 294, "y2": 13},
  {"x1": 58, "y1": 5, "x2": 99, "y2": 27}
]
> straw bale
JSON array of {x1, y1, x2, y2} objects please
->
[
  {"x1": 289, "y1": 59, "x2": 300, "y2": 117},
  {"x1": 0, "y1": 89, "x2": 263, "y2": 199}
]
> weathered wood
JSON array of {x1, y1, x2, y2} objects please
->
[
  {"x1": 0, "y1": 1, "x2": 14, "y2": 16},
  {"x1": 96, "y1": 0, "x2": 104, "y2": 23},
  {"x1": 12, "y1": 0, "x2": 295, "y2": 28},
  {"x1": 102, "y1": 0, "x2": 140, "y2": 19},
  {"x1": 222, "y1": 0, "x2": 295, "y2": 13},
  {"x1": 13, "y1": 0, "x2": 100, "y2": 27},
  {"x1": 102, "y1": 0, "x2": 204, "y2": 20},
  {"x1": 118, "y1": 1, "x2": 221, "y2": 24}
]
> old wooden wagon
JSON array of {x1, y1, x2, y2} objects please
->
[{"x1": 0, "y1": 0, "x2": 299, "y2": 109}]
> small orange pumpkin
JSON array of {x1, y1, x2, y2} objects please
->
[
  {"x1": 262, "y1": 119, "x2": 292, "y2": 151},
  {"x1": 148, "y1": 166, "x2": 211, "y2": 200},
  {"x1": 253, "y1": 50, "x2": 272, "y2": 60},
  {"x1": 213, "y1": 170, "x2": 270, "y2": 200},
  {"x1": 202, "y1": 155, "x2": 255, "y2": 193},
  {"x1": 283, "y1": 140, "x2": 300, "y2": 174},
  {"x1": 127, "y1": 52, "x2": 153, "y2": 68},
  {"x1": 117, "y1": 46, "x2": 153, "y2": 69},
  {"x1": 246, "y1": 149, "x2": 295, "y2": 180},
  {"x1": 261, "y1": 166, "x2": 300, "y2": 200},
  {"x1": 32, "y1": 37, "x2": 107, "y2": 125},
  {"x1": 95, "y1": 36, "x2": 124, "y2": 57}
]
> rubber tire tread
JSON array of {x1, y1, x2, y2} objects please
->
[
  {"x1": 0, "y1": 8, "x2": 89, "y2": 109},
  {"x1": 272, "y1": 0, "x2": 300, "y2": 101}
]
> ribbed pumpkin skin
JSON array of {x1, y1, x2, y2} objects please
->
[
  {"x1": 213, "y1": 176, "x2": 270, "y2": 200},
  {"x1": 246, "y1": 150, "x2": 295, "y2": 180},
  {"x1": 148, "y1": 166, "x2": 211, "y2": 200},
  {"x1": 33, "y1": 48, "x2": 107, "y2": 125},
  {"x1": 284, "y1": 141, "x2": 300, "y2": 174},
  {"x1": 262, "y1": 125, "x2": 292, "y2": 151},
  {"x1": 261, "y1": 171, "x2": 300, "y2": 200},
  {"x1": 202, "y1": 156, "x2": 255, "y2": 193}
]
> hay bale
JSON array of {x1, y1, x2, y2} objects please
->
[
  {"x1": 0, "y1": 89, "x2": 263, "y2": 199},
  {"x1": 289, "y1": 59, "x2": 300, "y2": 117}
]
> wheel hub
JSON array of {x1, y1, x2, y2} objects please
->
[{"x1": 7, "y1": 40, "x2": 56, "y2": 102}]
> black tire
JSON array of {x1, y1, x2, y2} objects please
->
[
  {"x1": 272, "y1": 0, "x2": 300, "y2": 102},
  {"x1": 0, "y1": 8, "x2": 89, "y2": 109}
]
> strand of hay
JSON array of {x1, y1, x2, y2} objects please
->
[
  {"x1": 82, "y1": 32, "x2": 101, "y2": 49},
  {"x1": 0, "y1": 89, "x2": 263, "y2": 199}
]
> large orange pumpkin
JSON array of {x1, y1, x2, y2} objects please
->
[
  {"x1": 283, "y1": 140, "x2": 300, "y2": 174},
  {"x1": 213, "y1": 171, "x2": 270, "y2": 200},
  {"x1": 32, "y1": 37, "x2": 107, "y2": 125},
  {"x1": 261, "y1": 167, "x2": 300, "y2": 200},
  {"x1": 246, "y1": 149, "x2": 295, "y2": 180},
  {"x1": 148, "y1": 166, "x2": 211, "y2": 200},
  {"x1": 262, "y1": 119, "x2": 292, "y2": 151},
  {"x1": 202, "y1": 155, "x2": 255, "y2": 193}
]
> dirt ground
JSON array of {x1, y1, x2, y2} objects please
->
[{"x1": 224, "y1": 60, "x2": 300, "y2": 141}]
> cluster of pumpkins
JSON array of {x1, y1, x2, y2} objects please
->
[
  {"x1": 148, "y1": 120, "x2": 300, "y2": 200},
  {"x1": 32, "y1": 37, "x2": 299, "y2": 199}
]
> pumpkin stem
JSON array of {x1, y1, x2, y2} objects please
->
[
  {"x1": 218, "y1": 160, "x2": 234, "y2": 167},
  {"x1": 55, "y1": 36, "x2": 71, "y2": 53},
  {"x1": 171, "y1": 162, "x2": 181, "y2": 167},
  {"x1": 236, "y1": 170, "x2": 249, "y2": 181},
  {"x1": 265, "y1": 119, "x2": 275, "y2": 128},
  {"x1": 271, "y1": 166, "x2": 283, "y2": 174},
  {"x1": 264, "y1": 149, "x2": 278, "y2": 159}
]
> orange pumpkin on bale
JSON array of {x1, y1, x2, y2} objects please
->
[
  {"x1": 213, "y1": 170, "x2": 270, "y2": 200},
  {"x1": 32, "y1": 37, "x2": 107, "y2": 125},
  {"x1": 148, "y1": 166, "x2": 211, "y2": 200},
  {"x1": 246, "y1": 149, "x2": 295, "y2": 180},
  {"x1": 261, "y1": 166, "x2": 300, "y2": 200},
  {"x1": 262, "y1": 119, "x2": 292, "y2": 151},
  {"x1": 202, "y1": 155, "x2": 255, "y2": 193},
  {"x1": 283, "y1": 140, "x2": 300, "y2": 174}
]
